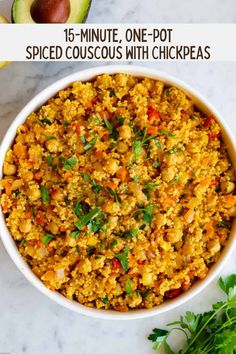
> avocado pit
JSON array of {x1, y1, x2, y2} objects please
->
[{"x1": 30, "y1": 0, "x2": 71, "y2": 23}]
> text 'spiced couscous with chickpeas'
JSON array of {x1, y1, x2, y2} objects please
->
[{"x1": 1, "y1": 74, "x2": 236, "y2": 311}]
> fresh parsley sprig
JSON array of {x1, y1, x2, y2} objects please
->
[{"x1": 148, "y1": 274, "x2": 236, "y2": 353}]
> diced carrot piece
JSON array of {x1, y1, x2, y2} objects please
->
[
  {"x1": 93, "y1": 150, "x2": 104, "y2": 158},
  {"x1": 34, "y1": 171, "x2": 42, "y2": 181},
  {"x1": 13, "y1": 142, "x2": 27, "y2": 158},
  {"x1": 64, "y1": 172, "x2": 73, "y2": 180},
  {"x1": 147, "y1": 125, "x2": 158, "y2": 135},
  {"x1": 71, "y1": 122, "x2": 82, "y2": 136},
  {"x1": 35, "y1": 210, "x2": 46, "y2": 226},
  {"x1": 210, "y1": 179, "x2": 219, "y2": 187},
  {"x1": 116, "y1": 167, "x2": 127, "y2": 182},
  {"x1": 105, "y1": 181, "x2": 117, "y2": 190},
  {"x1": 60, "y1": 225, "x2": 66, "y2": 232},
  {"x1": 147, "y1": 106, "x2": 160, "y2": 124},
  {"x1": 5, "y1": 181, "x2": 12, "y2": 196},
  {"x1": 221, "y1": 195, "x2": 236, "y2": 208}
]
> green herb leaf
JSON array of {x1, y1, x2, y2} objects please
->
[
  {"x1": 80, "y1": 135, "x2": 86, "y2": 144},
  {"x1": 63, "y1": 157, "x2": 78, "y2": 171},
  {"x1": 46, "y1": 155, "x2": 54, "y2": 166},
  {"x1": 71, "y1": 230, "x2": 80, "y2": 238},
  {"x1": 152, "y1": 161, "x2": 160, "y2": 168},
  {"x1": 109, "y1": 90, "x2": 116, "y2": 97},
  {"x1": 40, "y1": 132, "x2": 56, "y2": 141},
  {"x1": 218, "y1": 274, "x2": 236, "y2": 295},
  {"x1": 41, "y1": 185, "x2": 50, "y2": 202},
  {"x1": 110, "y1": 240, "x2": 118, "y2": 248},
  {"x1": 218, "y1": 220, "x2": 231, "y2": 229},
  {"x1": 115, "y1": 248, "x2": 130, "y2": 272},
  {"x1": 144, "y1": 182, "x2": 158, "y2": 191},
  {"x1": 148, "y1": 328, "x2": 169, "y2": 351},
  {"x1": 101, "y1": 296, "x2": 109, "y2": 304},
  {"x1": 115, "y1": 115, "x2": 125, "y2": 125},
  {"x1": 143, "y1": 205, "x2": 153, "y2": 224},
  {"x1": 40, "y1": 118, "x2": 52, "y2": 125},
  {"x1": 42, "y1": 234, "x2": 54, "y2": 244},
  {"x1": 63, "y1": 121, "x2": 69, "y2": 127},
  {"x1": 125, "y1": 278, "x2": 133, "y2": 298},
  {"x1": 122, "y1": 228, "x2": 138, "y2": 239},
  {"x1": 84, "y1": 136, "x2": 97, "y2": 151},
  {"x1": 159, "y1": 129, "x2": 175, "y2": 137},
  {"x1": 75, "y1": 208, "x2": 99, "y2": 230}
]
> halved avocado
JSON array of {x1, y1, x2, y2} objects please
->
[
  {"x1": 0, "y1": 15, "x2": 10, "y2": 69},
  {"x1": 12, "y1": 0, "x2": 92, "y2": 23}
]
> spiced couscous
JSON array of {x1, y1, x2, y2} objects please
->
[{"x1": 1, "y1": 74, "x2": 236, "y2": 311}]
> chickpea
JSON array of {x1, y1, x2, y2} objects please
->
[
  {"x1": 221, "y1": 181, "x2": 235, "y2": 194},
  {"x1": 118, "y1": 125, "x2": 132, "y2": 140},
  {"x1": 116, "y1": 141, "x2": 129, "y2": 154},
  {"x1": 3, "y1": 163, "x2": 17, "y2": 176},
  {"x1": 12, "y1": 179, "x2": 23, "y2": 191},
  {"x1": 45, "y1": 139, "x2": 59, "y2": 153},
  {"x1": 207, "y1": 239, "x2": 221, "y2": 254},
  {"x1": 21, "y1": 171, "x2": 34, "y2": 182},
  {"x1": 27, "y1": 185, "x2": 41, "y2": 201},
  {"x1": 47, "y1": 221, "x2": 59, "y2": 235},
  {"x1": 129, "y1": 182, "x2": 142, "y2": 194},
  {"x1": 51, "y1": 189, "x2": 64, "y2": 201},
  {"x1": 20, "y1": 219, "x2": 32, "y2": 233},
  {"x1": 161, "y1": 167, "x2": 176, "y2": 182},
  {"x1": 105, "y1": 158, "x2": 120, "y2": 175}
]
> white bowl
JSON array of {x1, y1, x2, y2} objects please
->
[{"x1": 0, "y1": 65, "x2": 236, "y2": 320}]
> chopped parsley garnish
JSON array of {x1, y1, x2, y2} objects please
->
[
  {"x1": 115, "y1": 247, "x2": 130, "y2": 272},
  {"x1": 19, "y1": 240, "x2": 26, "y2": 247},
  {"x1": 137, "y1": 204, "x2": 154, "y2": 224},
  {"x1": 46, "y1": 155, "x2": 54, "y2": 166},
  {"x1": 152, "y1": 161, "x2": 160, "y2": 168},
  {"x1": 106, "y1": 187, "x2": 120, "y2": 203},
  {"x1": 86, "y1": 246, "x2": 96, "y2": 256},
  {"x1": 13, "y1": 190, "x2": 20, "y2": 197},
  {"x1": 103, "y1": 115, "x2": 118, "y2": 140},
  {"x1": 159, "y1": 129, "x2": 175, "y2": 137},
  {"x1": 101, "y1": 296, "x2": 109, "y2": 304},
  {"x1": 133, "y1": 175, "x2": 139, "y2": 183},
  {"x1": 178, "y1": 206, "x2": 185, "y2": 217},
  {"x1": 74, "y1": 208, "x2": 100, "y2": 230},
  {"x1": 109, "y1": 89, "x2": 116, "y2": 97},
  {"x1": 42, "y1": 234, "x2": 54, "y2": 244},
  {"x1": 122, "y1": 228, "x2": 138, "y2": 239},
  {"x1": 87, "y1": 212, "x2": 106, "y2": 233},
  {"x1": 82, "y1": 173, "x2": 102, "y2": 194},
  {"x1": 80, "y1": 135, "x2": 86, "y2": 144},
  {"x1": 40, "y1": 132, "x2": 56, "y2": 141},
  {"x1": 84, "y1": 136, "x2": 97, "y2": 151},
  {"x1": 63, "y1": 157, "x2": 78, "y2": 171},
  {"x1": 40, "y1": 118, "x2": 52, "y2": 125},
  {"x1": 143, "y1": 182, "x2": 158, "y2": 191},
  {"x1": 41, "y1": 185, "x2": 50, "y2": 202},
  {"x1": 125, "y1": 279, "x2": 133, "y2": 298},
  {"x1": 63, "y1": 121, "x2": 70, "y2": 126},
  {"x1": 218, "y1": 220, "x2": 231, "y2": 229},
  {"x1": 133, "y1": 127, "x2": 160, "y2": 161},
  {"x1": 71, "y1": 230, "x2": 80, "y2": 238},
  {"x1": 110, "y1": 240, "x2": 118, "y2": 248},
  {"x1": 115, "y1": 115, "x2": 125, "y2": 125},
  {"x1": 164, "y1": 147, "x2": 181, "y2": 155}
]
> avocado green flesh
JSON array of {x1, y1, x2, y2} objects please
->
[{"x1": 12, "y1": 0, "x2": 92, "y2": 23}]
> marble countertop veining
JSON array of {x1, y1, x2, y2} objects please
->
[{"x1": 0, "y1": 1, "x2": 236, "y2": 353}]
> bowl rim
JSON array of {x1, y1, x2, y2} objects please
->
[{"x1": 0, "y1": 64, "x2": 236, "y2": 320}]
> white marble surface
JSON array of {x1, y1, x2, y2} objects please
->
[{"x1": 0, "y1": 1, "x2": 236, "y2": 354}]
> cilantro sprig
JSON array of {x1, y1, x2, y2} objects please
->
[{"x1": 148, "y1": 274, "x2": 236, "y2": 353}]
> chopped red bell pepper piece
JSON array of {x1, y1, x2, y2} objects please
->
[
  {"x1": 203, "y1": 116, "x2": 214, "y2": 127},
  {"x1": 164, "y1": 287, "x2": 182, "y2": 299},
  {"x1": 113, "y1": 258, "x2": 121, "y2": 270},
  {"x1": 147, "y1": 105, "x2": 160, "y2": 124}
]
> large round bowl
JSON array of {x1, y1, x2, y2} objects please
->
[{"x1": 0, "y1": 65, "x2": 236, "y2": 320}]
